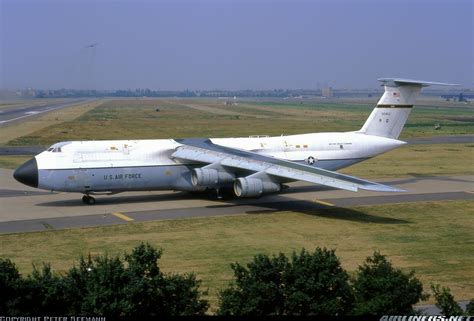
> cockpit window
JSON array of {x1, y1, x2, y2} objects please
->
[{"x1": 48, "y1": 141, "x2": 71, "y2": 152}]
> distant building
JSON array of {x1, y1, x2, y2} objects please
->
[{"x1": 321, "y1": 87, "x2": 333, "y2": 97}]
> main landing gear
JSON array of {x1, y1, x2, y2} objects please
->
[
  {"x1": 82, "y1": 195, "x2": 96, "y2": 205},
  {"x1": 207, "y1": 187, "x2": 234, "y2": 200},
  {"x1": 207, "y1": 188, "x2": 223, "y2": 200}
]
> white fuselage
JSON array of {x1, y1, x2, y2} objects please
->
[{"x1": 37, "y1": 132, "x2": 404, "y2": 171}]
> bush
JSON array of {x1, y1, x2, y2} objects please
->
[
  {"x1": 218, "y1": 248, "x2": 354, "y2": 316},
  {"x1": 466, "y1": 299, "x2": 474, "y2": 315},
  {"x1": 430, "y1": 284, "x2": 474, "y2": 316},
  {"x1": 352, "y1": 252, "x2": 426, "y2": 315},
  {"x1": 0, "y1": 258, "x2": 22, "y2": 314},
  {"x1": 66, "y1": 255, "x2": 128, "y2": 316},
  {"x1": 0, "y1": 243, "x2": 208, "y2": 316},
  {"x1": 122, "y1": 243, "x2": 208, "y2": 316},
  {"x1": 18, "y1": 264, "x2": 70, "y2": 315}
]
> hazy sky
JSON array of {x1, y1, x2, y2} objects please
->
[{"x1": 1, "y1": 0, "x2": 472, "y2": 90}]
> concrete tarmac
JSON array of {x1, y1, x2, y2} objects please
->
[{"x1": 0, "y1": 168, "x2": 472, "y2": 234}]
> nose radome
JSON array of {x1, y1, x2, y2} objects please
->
[{"x1": 13, "y1": 158, "x2": 38, "y2": 188}]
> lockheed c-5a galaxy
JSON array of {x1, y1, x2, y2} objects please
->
[{"x1": 14, "y1": 78, "x2": 455, "y2": 204}]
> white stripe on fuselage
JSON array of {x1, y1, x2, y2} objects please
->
[{"x1": 35, "y1": 132, "x2": 405, "y2": 171}]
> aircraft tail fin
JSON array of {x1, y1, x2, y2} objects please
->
[{"x1": 358, "y1": 78, "x2": 458, "y2": 139}]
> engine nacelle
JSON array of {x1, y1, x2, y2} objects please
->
[
  {"x1": 233, "y1": 177, "x2": 281, "y2": 198},
  {"x1": 191, "y1": 168, "x2": 235, "y2": 187}
]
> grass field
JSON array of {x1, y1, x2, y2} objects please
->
[
  {"x1": 0, "y1": 155, "x2": 31, "y2": 169},
  {"x1": 5, "y1": 99, "x2": 473, "y2": 146},
  {"x1": 341, "y1": 143, "x2": 474, "y2": 178},
  {"x1": 0, "y1": 200, "x2": 472, "y2": 312},
  {"x1": 241, "y1": 100, "x2": 474, "y2": 139}
]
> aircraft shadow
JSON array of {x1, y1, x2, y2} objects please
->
[
  {"x1": 280, "y1": 185, "x2": 336, "y2": 194},
  {"x1": 37, "y1": 193, "x2": 410, "y2": 225},
  {"x1": 385, "y1": 174, "x2": 472, "y2": 186},
  {"x1": 36, "y1": 191, "x2": 200, "y2": 207},
  {"x1": 237, "y1": 199, "x2": 411, "y2": 225}
]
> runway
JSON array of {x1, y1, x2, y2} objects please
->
[
  {"x1": 0, "y1": 167, "x2": 472, "y2": 234},
  {"x1": 0, "y1": 99, "x2": 92, "y2": 125},
  {"x1": 408, "y1": 135, "x2": 474, "y2": 145}
]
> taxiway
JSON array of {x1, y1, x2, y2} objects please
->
[{"x1": 0, "y1": 168, "x2": 472, "y2": 234}]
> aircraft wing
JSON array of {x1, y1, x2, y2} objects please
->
[{"x1": 172, "y1": 138, "x2": 404, "y2": 193}]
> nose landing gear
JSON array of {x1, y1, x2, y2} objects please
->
[{"x1": 82, "y1": 195, "x2": 96, "y2": 205}]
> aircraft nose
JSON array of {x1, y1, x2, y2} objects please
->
[{"x1": 13, "y1": 158, "x2": 38, "y2": 188}]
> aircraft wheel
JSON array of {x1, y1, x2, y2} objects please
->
[
  {"x1": 82, "y1": 195, "x2": 96, "y2": 205},
  {"x1": 219, "y1": 187, "x2": 236, "y2": 199},
  {"x1": 207, "y1": 188, "x2": 221, "y2": 200}
]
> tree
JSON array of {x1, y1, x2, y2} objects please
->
[
  {"x1": 63, "y1": 243, "x2": 208, "y2": 316},
  {"x1": 430, "y1": 284, "x2": 474, "y2": 316},
  {"x1": 352, "y1": 252, "x2": 426, "y2": 315},
  {"x1": 157, "y1": 273, "x2": 209, "y2": 316},
  {"x1": 4, "y1": 243, "x2": 208, "y2": 316},
  {"x1": 219, "y1": 253, "x2": 288, "y2": 315},
  {"x1": 0, "y1": 258, "x2": 22, "y2": 314},
  {"x1": 218, "y1": 248, "x2": 354, "y2": 316},
  {"x1": 466, "y1": 299, "x2": 474, "y2": 315},
  {"x1": 122, "y1": 243, "x2": 208, "y2": 316},
  {"x1": 65, "y1": 255, "x2": 128, "y2": 316},
  {"x1": 17, "y1": 264, "x2": 70, "y2": 315}
]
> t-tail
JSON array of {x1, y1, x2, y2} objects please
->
[{"x1": 358, "y1": 78, "x2": 458, "y2": 139}]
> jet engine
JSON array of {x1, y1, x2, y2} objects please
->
[
  {"x1": 233, "y1": 177, "x2": 281, "y2": 198},
  {"x1": 191, "y1": 168, "x2": 235, "y2": 187}
]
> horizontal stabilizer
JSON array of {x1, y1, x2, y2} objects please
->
[{"x1": 378, "y1": 78, "x2": 459, "y2": 87}]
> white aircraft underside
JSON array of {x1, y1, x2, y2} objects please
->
[{"x1": 13, "y1": 78, "x2": 457, "y2": 204}]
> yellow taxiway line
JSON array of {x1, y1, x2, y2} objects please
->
[
  {"x1": 313, "y1": 200, "x2": 335, "y2": 207},
  {"x1": 112, "y1": 212, "x2": 135, "y2": 222}
]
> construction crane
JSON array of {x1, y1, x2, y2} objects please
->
[{"x1": 85, "y1": 42, "x2": 99, "y2": 49}]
